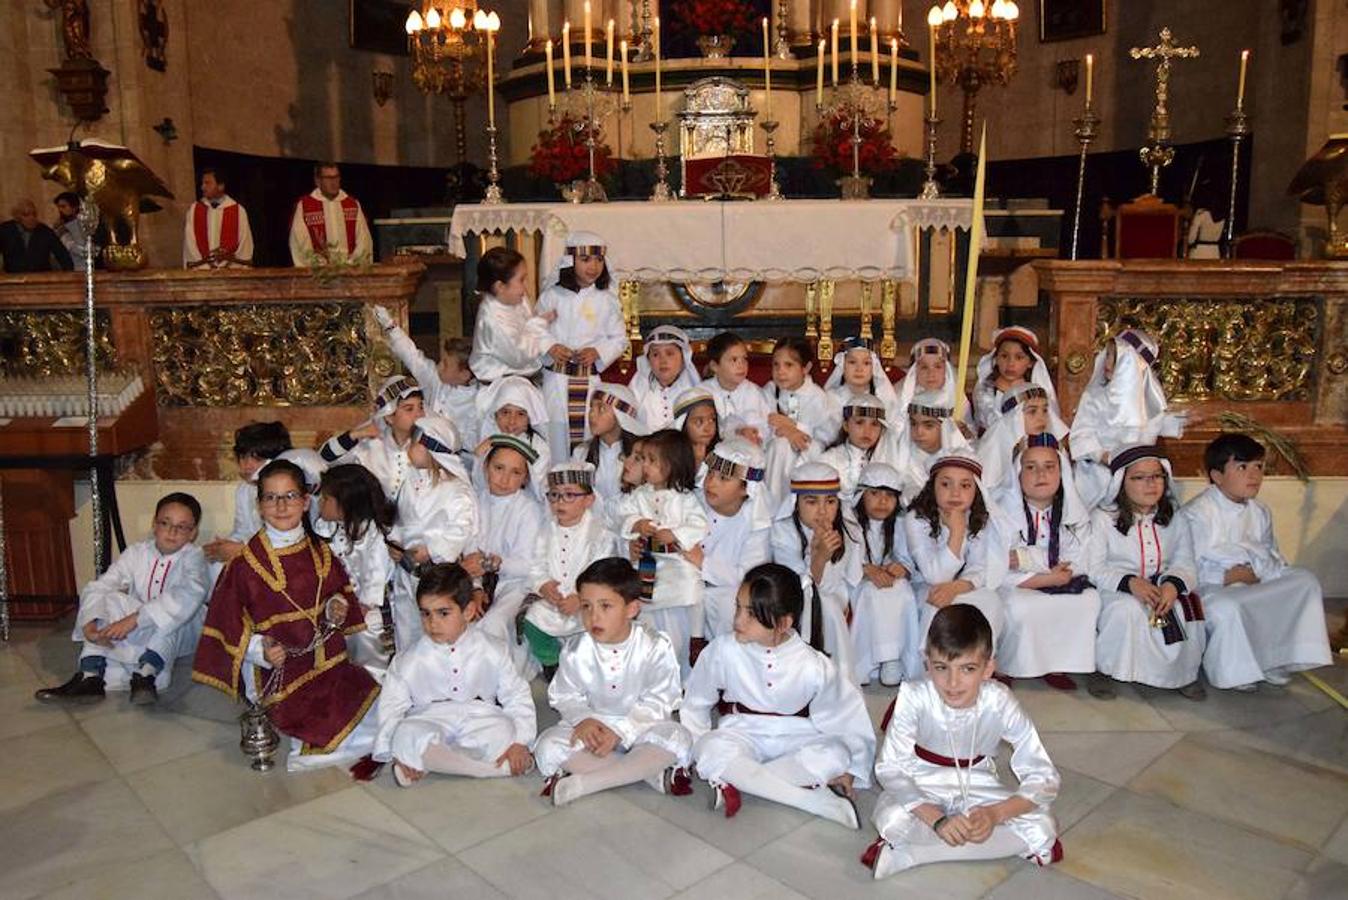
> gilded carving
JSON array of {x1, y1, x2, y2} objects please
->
[
  {"x1": 149, "y1": 303, "x2": 371, "y2": 406},
  {"x1": 1064, "y1": 351, "x2": 1088, "y2": 376},
  {"x1": 0, "y1": 309, "x2": 117, "y2": 376},
  {"x1": 1096, "y1": 297, "x2": 1318, "y2": 401}
]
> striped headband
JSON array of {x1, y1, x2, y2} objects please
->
[
  {"x1": 996, "y1": 327, "x2": 1040, "y2": 352},
  {"x1": 912, "y1": 340, "x2": 949, "y2": 358},
  {"x1": 413, "y1": 427, "x2": 455, "y2": 457},
  {"x1": 843, "y1": 403, "x2": 887, "y2": 421},
  {"x1": 1109, "y1": 444, "x2": 1167, "y2": 474},
  {"x1": 908, "y1": 401, "x2": 953, "y2": 419},
  {"x1": 1119, "y1": 330, "x2": 1157, "y2": 365},
  {"x1": 931, "y1": 455, "x2": 983, "y2": 479},
  {"x1": 547, "y1": 468, "x2": 593, "y2": 487},
  {"x1": 707, "y1": 452, "x2": 765, "y2": 483},
  {"x1": 594, "y1": 387, "x2": 641, "y2": 420},
  {"x1": 1023, "y1": 432, "x2": 1061, "y2": 451},
  {"x1": 839, "y1": 336, "x2": 874, "y2": 353},
  {"x1": 487, "y1": 433, "x2": 540, "y2": 463},
  {"x1": 566, "y1": 244, "x2": 605, "y2": 257},
  {"x1": 377, "y1": 376, "x2": 419, "y2": 411},
  {"x1": 645, "y1": 328, "x2": 687, "y2": 347},
  {"x1": 673, "y1": 394, "x2": 716, "y2": 419},
  {"x1": 790, "y1": 476, "x2": 841, "y2": 495},
  {"x1": 999, "y1": 385, "x2": 1049, "y2": 414}
]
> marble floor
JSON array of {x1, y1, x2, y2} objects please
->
[{"x1": 3, "y1": 603, "x2": 1347, "y2": 900}]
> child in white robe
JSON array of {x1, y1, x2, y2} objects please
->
[
  {"x1": 389, "y1": 415, "x2": 478, "y2": 651},
  {"x1": 1086, "y1": 445, "x2": 1206, "y2": 700},
  {"x1": 632, "y1": 325, "x2": 702, "y2": 430},
  {"x1": 375, "y1": 563, "x2": 536, "y2": 786},
  {"x1": 903, "y1": 451, "x2": 1009, "y2": 648},
  {"x1": 763, "y1": 336, "x2": 842, "y2": 517},
  {"x1": 850, "y1": 462, "x2": 920, "y2": 687},
  {"x1": 474, "y1": 376, "x2": 553, "y2": 499},
  {"x1": 673, "y1": 386, "x2": 720, "y2": 479},
  {"x1": 770, "y1": 462, "x2": 860, "y2": 680},
  {"x1": 467, "y1": 245, "x2": 554, "y2": 383},
  {"x1": 1182, "y1": 433, "x2": 1331, "y2": 690},
  {"x1": 614, "y1": 428, "x2": 709, "y2": 678},
  {"x1": 703, "y1": 331, "x2": 770, "y2": 444},
  {"x1": 894, "y1": 339, "x2": 972, "y2": 434},
  {"x1": 1071, "y1": 329, "x2": 1187, "y2": 509},
  {"x1": 315, "y1": 464, "x2": 395, "y2": 668},
  {"x1": 683, "y1": 562, "x2": 875, "y2": 827},
  {"x1": 572, "y1": 381, "x2": 647, "y2": 505},
  {"x1": 971, "y1": 327, "x2": 1058, "y2": 436},
  {"x1": 535, "y1": 231, "x2": 629, "y2": 459},
  {"x1": 320, "y1": 375, "x2": 423, "y2": 503},
  {"x1": 994, "y1": 435, "x2": 1100, "y2": 689},
  {"x1": 864, "y1": 605, "x2": 1061, "y2": 879},
  {"x1": 520, "y1": 463, "x2": 619, "y2": 674},
  {"x1": 823, "y1": 336, "x2": 903, "y2": 425},
  {"x1": 373, "y1": 306, "x2": 482, "y2": 454},
  {"x1": 202, "y1": 421, "x2": 291, "y2": 568},
  {"x1": 36, "y1": 492, "x2": 210, "y2": 705},
  {"x1": 535, "y1": 558, "x2": 693, "y2": 805},
  {"x1": 696, "y1": 439, "x2": 773, "y2": 639},
  {"x1": 894, "y1": 390, "x2": 974, "y2": 505},
  {"x1": 976, "y1": 382, "x2": 1070, "y2": 492},
  {"x1": 818, "y1": 393, "x2": 902, "y2": 504}
]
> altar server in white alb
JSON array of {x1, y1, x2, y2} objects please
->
[
  {"x1": 320, "y1": 375, "x2": 423, "y2": 504},
  {"x1": 572, "y1": 382, "x2": 647, "y2": 504},
  {"x1": 288, "y1": 162, "x2": 372, "y2": 266},
  {"x1": 971, "y1": 327, "x2": 1058, "y2": 436},
  {"x1": 818, "y1": 392, "x2": 902, "y2": 504},
  {"x1": 373, "y1": 305, "x2": 481, "y2": 456},
  {"x1": 995, "y1": 435, "x2": 1100, "y2": 690},
  {"x1": 975, "y1": 381, "x2": 1070, "y2": 492},
  {"x1": 388, "y1": 415, "x2": 479, "y2": 650},
  {"x1": 632, "y1": 324, "x2": 702, "y2": 431},
  {"x1": 824, "y1": 336, "x2": 904, "y2": 425},
  {"x1": 375, "y1": 564, "x2": 537, "y2": 786},
  {"x1": 534, "y1": 558, "x2": 694, "y2": 806},
  {"x1": 703, "y1": 331, "x2": 771, "y2": 444},
  {"x1": 864, "y1": 605, "x2": 1061, "y2": 879},
  {"x1": 519, "y1": 462, "x2": 619, "y2": 674},
  {"x1": 696, "y1": 438, "x2": 774, "y2": 639},
  {"x1": 36, "y1": 493, "x2": 210, "y2": 706},
  {"x1": 314, "y1": 464, "x2": 395, "y2": 669},
  {"x1": 183, "y1": 167, "x2": 253, "y2": 268},
  {"x1": 1086, "y1": 445, "x2": 1206, "y2": 701},
  {"x1": 535, "y1": 231, "x2": 629, "y2": 459},
  {"x1": 474, "y1": 376, "x2": 553, "y2": 498},
  {"x1": 893, "y1": 390, "x2": 973, "y2": 504},
  {"x1": 849, "y1": 462, "x2": 921, "y2": 686},
  {"x1": 683, "y1": 563, "x2": 875, "y2": 828},
  {"x1": 894, "y1": 339, "x2": 972, "y2": 434},
  {"x1": 762, "y1": 336, "x2": 842, "y2": 516},
  {"x1": 1071, "y1": 328, "x2": 1186, "y2": 508},
  {"x1": 1182, "y1": 433, "x2": 1331, "y2": 691}
]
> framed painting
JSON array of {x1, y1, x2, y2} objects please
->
[
  {"x1": 1038, "y1": 0, "x2": 1106, "y2": 43},
  {"x1": 350, "y1": 0, "x2": 410, "y2": 56}
]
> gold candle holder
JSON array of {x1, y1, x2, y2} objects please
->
[{"x1": 649, "y1": 120, "x2": 673, "y2": 202}]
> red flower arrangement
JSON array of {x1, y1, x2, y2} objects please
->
[
  {"x1": 810, "y1": 111, "x2": 900, "y2": 176},
  {"x1": 529, "y1": 116, "x2": 616, "y2": 187},
  {"x1": 670, "y1": 0, "x2": 760, "y2": 38}
]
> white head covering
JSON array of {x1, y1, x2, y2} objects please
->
[
  {"x1": 547, "y1": 460, "x2": 596, "y2": 490},
  {"x1": 905, "y1": 389, "x2": 972, "y2": 452},
  {"x1": 705, "y1": 437, "x2": 772, "y2": 530},
  {"x1": 839, "y1": 392, "x2": 890, "y2": 428},
  {"x1": 373, "y1": 374, "x2": 422, "y2": 437},
  {"x1": 672, "y1": 386, "x2": 718, "y2": 431},
  {"x1": 1101, "y1": 443, "x2": 1176, "y2": 513},
  {"x1": 857, "y1": 461, "x2": 903, "y2": 494},
  {"x1": 922, "y1": 448, "x2": 1014, "y2": 585},
  {"x1": 996, "y1": 433, "x2": 1090, "y2": 530},
  {"x1": 636, "y1": 325, "x2": 702, "y2": 389},
  {"x1": 412, "y1": 415, "x2": 470, "y2": 482},
  {"x1": 1092, "y1": 328, "x2": 1170, "y2": 432},
  {"x1": 590, "y1": 382, "x2": 648, "y2": 436},
  {"x1": 975, "y1": 381, "x2": 1071, "y2": 491},
  {"x1": 476, "y1": 375, "x2": 549, "y2": 430},
  {"x1": 823, "y1": 337, "x2": 901, "y2": 420},
  {"x1": 276, "y1": 448, "x2": 327, "y2": 492},
  {"x1": 975, "y1": 326, "x2": 1058, "y2": 407},
  {"x1": 896, "y1": 338, "x2": 961, "y2": 414},
  {"x1": 541, "y1": 229, "x2": 612, "y2": 294}
]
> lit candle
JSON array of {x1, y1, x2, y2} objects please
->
[
  {"x1": 927, "y1": 8, "x2": 939, "y2": 117},
  {"x1": 831, "y1": 19, "x2": 839, "y2": 85},
  {"x1": 816, "y1": 38, "x2": 825, "y2": 106},
  {"x1": 562, "y1": 21, "x2": 572, "y2": 87},
  {"x1": 584, "y1": 1, "x2": 592, "y2": 71},
  {"x1": 870, "y1": 16, "x2": 879, "y2": 84},
  {"x1": 850, "y1": 0, "x2": 858, "y2": 67},
  {"x1": 487, "y1": 27, "x2": 495, "y2": 127},
  {"x1": 546, "y1": 38, "x2": 556, "y2": 107},
  {"x1": 527, "y1": 11, "x2": 533, "y2": 44},
  {"x1": 889, "y1": 37, "x2": 897, "y2": 104},
  {"x1": 1084, "y1": 53, "x2": 1093, "y2": 104},
  {"x1": 1237, "y1": 49, "x2": 1249, "y2": 109},
  {"x1": 763, "y1": 18, "x2": 772, "y2": 118},
  {"x1": 606, "y1": 19, "x2": 615, "y2": 84},
  {"x1": 654, "y1": 17, "x2": 661, "y2": 112},
  {"x1": 621, "y1": 39, "x2": 630, "y2": 102}
]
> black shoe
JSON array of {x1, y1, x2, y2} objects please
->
[
  {"x1": 1177, "y1": 680, "x2": 1207, "y2": 702},
  {"x1": 35, "y1": 673, "x2": 106, "y2": 705},
  {"x1": 541, "y1": 664, "x2": 558, "y2": 683},
  {"x1": 129, "y1": 672, "x2": 158, "y2": 705},
  {"x1": 1086, "y1": 672, "x2": 1117, "y2": 700}
]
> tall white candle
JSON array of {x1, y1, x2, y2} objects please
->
[
  {"x1": 487, "y1": 28, "x2": 495, "y2": 127},
  {"x1": 927, "y1": 13, "x2": 938, "y2": 117},
  {"x1": 606, "y1": 19, "x2": 615, "y2": 84},
  {"x1": 621, "y1": 39, "x2": 630, "y2": 102},
  {"x1": 1085, "y1": 53, "x2": 1093, "y2": 104},
  {"x1": 889, "y1": 38, "x2": 897, "y2": 104},
  {"x1": 870, "y1": 16, "x2": 879, "y2": 84},
  {"x1": 1237, "y1": 49, "x2": 1249, "y2": 109},
  {"x1": 545, "y1": 39, "x2": 556, "y2": 107},
  {"x1": 850, "y1": 0, "x2": 858, "y2": 66},
  {"x1": 763, "y1": 18, "x2": 772, "y2": 118},
  {"x1": 583, "y1": 1, "x2": 592, "y2": 71},
  {"x1": 654, "y1": 17, "x2": 661, "y2": 112},
  {"x1": 562, "y1": 21, "x2": 572, "y2": 87},
  {"x1": 831, "y1": 19, "x2": 839, "y2": 85},
  {"x1": 817, "y1": 38, "x2": 825, "y2": 105}
]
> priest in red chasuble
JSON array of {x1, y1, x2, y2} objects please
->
[
  {"x1": 288, "y1": 161, "x2": 373, "y2": 266},
  {"x1": 183, "y1": 167, "x2": 254, "y2": 268}
]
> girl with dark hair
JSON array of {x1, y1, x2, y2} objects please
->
[
  {"x1": 762, "y1": 336, "x2": 843, "y2": 517},
  {"x1": 672, "y1": 386, "x2": 720, "y2": 476},
  {"x1": 823, "y1": 337, "x2": 902, "y2": 423},
  {"x1": 849, "y1": 462, "x2": 919, "y2": 688},
  {"x1": 682, "y1": 562, "x2": 876, "y2": 827},
  {"x1": 819, "y1": 393, "x2": 900, "y2": 503},
  {"x1": 317, "y1": 464, "x2": 396, "y2": 664},
  {"x1": 572, "y1": 381, "x2": 646, "y2": 504},
  {"x1": 467, "y1": 245, "x2": 555, "y2": 383},
  {"x1": 970, "y1": 326, "x2": 1059, "y2": 436}
]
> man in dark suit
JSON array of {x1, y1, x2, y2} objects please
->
[{"x1": 1, "y1": 199, "x2": 74, "y2": 272}]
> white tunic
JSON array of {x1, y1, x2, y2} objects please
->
[
  {"x1": 74, "y1": 539, "x2": 211, "y2": 688},
  {"x1": 389, "y1": 470, "x2": 479, "y2": 650},
  {"x1": 903, "y1": 510, "x2": 1008, "y2": 645},
  {"x1": 699, "y1": 498, "x2": 773, "y2": 637},
  {"x1": 682, "y1": 633, "x2": 876, "y2": 788},
  {"x1": 873, "y1": 678, "x2": 1059, "y2": 861},
  {"x1": 473, "y1": 489, "x2": 546, "y2": 641},
  {"x1": 1181, "y1": 486, "x2": 1331, "y2": 688},
  {"x1": 705, "y1": 378, "x2": 771, "y2": 441},
  {"x1": 320, "y1": 431, "x2": 413, "y2": 505},
  {"x1": 467, "y1": 295, "x2": 552, "y2": 383},
  {"x1": 769, "y1": 518, "x2": 860, "y2": 680},
  {"x1": 818, "y1": 434, "x2": 902, "y2": 506},
  {"x1": 1087, "y1": 508, "x2": 1204, "y2": 688},
  {"x1": 632, "y1": 369, "x2": 701, "y2": 432},
  {"x1": 850, "y1": 517, "x2": 921, "y2": 682},
  {"x1": 228, "y1": 479, "x2": 263, "y2": 543},
  {"x1": 287, "y1": 189, "x2": 372, "y2": 265},
  {"x1": 382, "y1": 322, "x2": 482, "y2": 451},
  {"x1": 614, "y1": 485, "x2": 708, "y2": 611},
  {"x1": 372, "y1": 626, "x2": 537, "y2": 768},
  {"x1": 536, "y1": 282, "x2": 628, "y2": 457},
  {"x1": 524, "y1": 509, "x2": 620, "y2": 637},
  {"x1": 571, "y1": 438, "x2": 625, "y2": 505},
  {"x1": 534, "y1": 622, "x2": 692, "y2": 775},
  {"x1": 182, "y1": 195, "x2": 254, "y2": 267},
  {"x1": 762, "y1": 381, "x2": 843, "y2": 516}
]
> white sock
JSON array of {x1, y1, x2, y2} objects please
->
[
  {"x1": 137, "y1": 663, "x2": 158, "y2": 678},
  {"x1": 762, "y1": 753, "x2": 822, "y2": 787},
  {"x1": 885, "y1": 825, "x2": 1029, "y2": 872},
  {"x1": 420, "y1": 742, "x2": 510, "y2": 778},
  {"x1": 554, "y1": 746, "x2": 676, "y2": 806},
  {"x1": 721, "y1": 757, "x2": 858, "y2": 827}
]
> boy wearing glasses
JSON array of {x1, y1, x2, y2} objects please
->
[
  {"x1": 37, "y1": 493, "x2": 210, "y2": 706},
  {"x1": 518, "y1": 462, "x2": 619, "y2": 678}
]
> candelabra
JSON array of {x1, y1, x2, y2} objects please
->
[
  {"x1": 649, "y1": 120, "x2": 673, "y2": 202},
  {"x1": 551, "y1": 68, "x2": 627, "y2": 203},
  {"x1": 817, "y1": 66, "x2": 898, "y2": 201},
  {"x1": 760, "y1": 119, "x2": 784, "y2": 200},
  {"x1": 483, "y1": 123, "x2": 504, "y2": 203},
  {"x1": 920, "y1": 113, "x2": 941, "y2": 199},
  {"x1": 405, "y1": 2, "x2": 494, "y2": 167},
  {"x1": 1069, "y1": 101, "x2": 1100, "y2": 260},
  {"x1": 928, "y1": 0, "x2": 1019, "y2": 155},
  {"x1": 774, "y1": 0, "x2": 791, "y2": 59},
  {"x1": 634, "y1": 0, "x2": 654, "y2": 61},
  {"x1": 1223, "y1": 106, "x2": 1250, "y2": 255}
]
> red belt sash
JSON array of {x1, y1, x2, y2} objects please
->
[
  {"x1": 914, "y1": 744, "x2": 986, "y2": 767},
  {"x1": 716, "y1": 699, "x2": 811, "y2": 718}
]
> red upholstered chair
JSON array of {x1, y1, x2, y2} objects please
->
[
  {"x1": 1233, "y1": 230, "x2": 1296, "y2": 260},
  {"x1": 1114, "y1": 194, "x2": 1180, "y2": 259}
]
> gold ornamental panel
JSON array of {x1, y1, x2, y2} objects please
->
[
  {"x1": 150, "y1": 303, "x2": 372, "y2": 406},
  {"x1": 0, "y1": 310, "x2": 118, "y2": 376},
  {"x1": 1096, "y1": 296, "x2": 1318, "y2": 402}
]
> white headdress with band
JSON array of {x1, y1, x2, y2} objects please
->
[
  {"x1": 591, "y1": 381, "x2": 649, "y2": 436},
  {"x1": 705, "y1": 437, "x2": 772, "y2": 530},
  {"x1": 1102, "y1": 443, "x2": 1175, "y2": 512},
  {"x1": 976, "y1": 381, "x2": 1070, "y2": 491},
  {"x1": 896, "y1": 338, "x2": 965, "y2": 422},
  {"x1": 476, "y1": 375, "x2": 549, "y2": 428},
  {"x1": 673, "y1": 386, "x2": 718, "y2": 430},
  {"x1": 635, "y1": 324, "x2": 702, "y2": 389},
  {"x1": 413, "y1": 415, "x2": 470, "y2": 482},
  {"x1": 975, "y1": 326, "x2": 1059, "y2": 406},
  {"x1": 995, "y1": 433, "x2": 1090, "y2": 529},
  {"x1": 823, "y1": 337, "x2": 901, "y2": 420},
  {"x1": 541, "y1": 229, "x2": 612, "y2": 294},
  {"x1": 547, "y1": 460, "x2": 596, "y2": 489},
  {"x1": 1094, "y1": 328, "x2": 1169, "y2": 432}
]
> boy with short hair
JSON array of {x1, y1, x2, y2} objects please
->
[
  {"x1": 36, "y1": 493, "x2": 211, "y2": 706},
  {"x1": 373, "y1": 306, "x2": 482, "y2": 456},
  {"x1": 1181, "y1": 433, "x2": 1332, "y2": 690},
  {"x1": 203, "y1": 420, "x2": 291, "y2": 565},
  {"x1": 864, "y1": 605, "x2": 1061, "y2": 878},
  {"x1": 533, "y1": 557, "x2": 693, "y2": 806},
  {"x1": 374, "y1": 563, "x2": 537, "y2": 786}
]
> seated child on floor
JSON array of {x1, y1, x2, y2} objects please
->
[{"x1": 863, "y1": 604, "x2": 1061, "y2": 879}]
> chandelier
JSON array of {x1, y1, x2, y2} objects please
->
[
  {"x1": 405, "y1": 3, "x2": 500, "y2": 164},
  {"x1": 927, "y1": 0, "x2": 1019, "y2": 155}
]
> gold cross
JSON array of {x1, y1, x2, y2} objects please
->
[{"x1": 1130, "y1": 27, "x2": 1200, "y2": 194}]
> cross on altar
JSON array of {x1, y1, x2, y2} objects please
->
[{"x1": 1130, "y1": 27, "x2": 1200, "y2": 195}]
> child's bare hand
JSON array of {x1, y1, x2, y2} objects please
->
[
  {"x1": 262, "y1": 637, "x2": 287, "y2": 668},
  {"x1": 575, "y1": 347, "x2": 600, "y2": 367},
  {"x1": 1128, "y1": 577, "x2": 1162, "y2": 605},
  {"x1": 467, "y1": 590, "x2": 488, "y2": 621},
  {"x1": 1155, "y1": 582, "x2": 1179, "y2": 616},
  {"x1": 408, "y1": 546, "x2": 431, "y2": 565},
  {"x1": 460, "y1": 551, "x2": 487, "y2": 578},
  {"x1": 572, "y1": 718, "x2": 620, "y2": 756},
  {"x1": 787, "y1": 429, "x2": 812, "y2": 452},
  {"x1": 864, "y1": 563, "x2": 896, "y2": 589},
  {"x1": 633, "y1": 519, "x2": 657, "y2": 538},
  {"x1": 964, "y1": 806, "x2": 998, "y2": 843},
  {"x1": 681, "y1": 544, "x2": 705, "y2": 567},
  {"x1": 556, "y1": 593, "x2": 581, "y2": 616},
  {"x1": 927, "y1": 581, "x2": 962, "y2": 608},
  {"x1": 496, "y1": 742, "x2": 534, "y2": 776},
  {"x1": 350, "y1": 422, "x2": 380, "y2": 441},
  {"x1": 100, "y1": 611, "x2": 139, "y2": 641},
  {"x1": 387, "y1": 543, "x2": 404, "y2": 563},
  {"x1": 1046, "y1": 562, "x2": 1075, "y2": 586},
  {"x1": 540, "y1": 580, "x2": 563, "y2": 604},
  {"x1": 653, "y1": 528, "x2": 679, "y2": 546},
  {"x1": 394, "y1": 761, "x2": 425, "y2": 783},
  {"x1": 548, "y1": 344, "x2": 571, "y2": 365},
  {"x1": 937, "y1": 814, "x2": 973, "y2": 846},
  {"x1": 767, "y1": 413, "x2": 792, "y2": 435},
  {"x1": 203, "y1": 537, "x2": 243, "y2": 563},
  {"x1": 885, "y1": 562, "x2": 909, "y2": 580},
  {"x1": 827, "y1": 772, "x2": 855, "y2": 798},
  {"x1": 628, "y1": 538, "x2": 644, "y2": 562},
  {"x1": 1223, "y1": 563, "x2": 1258, "y2": 586}
]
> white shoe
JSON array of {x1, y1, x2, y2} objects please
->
[
  {"x1": 879, "y1": 660, "x2": 904, "y2": 687},
  {"x1": 551, "y1": 774, "x2": 581, "y2": 807},
  {"x1": 1265, "y1": 670, "x2": 1292, "y2": 686},
  {"x1": 1231, "y1": 683, "x2": 1259, "y2": 693},
  {"x1": 872, "y1": 841, "x2": 915, "y2": 878}
]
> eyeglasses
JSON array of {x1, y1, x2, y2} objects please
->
[
  {"x1": 260, "y1": 491, "x2": 306, "y2": 506},
  {"x1": 545, "y1": 491, "x2": 589, "y2": 503},
  {"x1": 155, "y1": 519, "x2": 195, "y2": 535}
]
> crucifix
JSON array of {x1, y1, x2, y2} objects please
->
[{"x1": 1130, "y1": 27, "x2": 1200, "y2": 195}]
